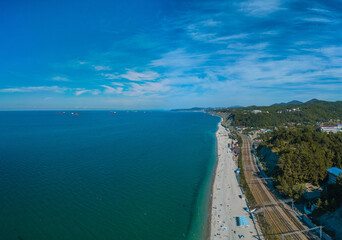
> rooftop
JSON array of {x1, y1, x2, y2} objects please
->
[
  {"x1": 327, "y1": 167, "x2": 342, "y2": 177},
  {"x1": 319, "y1": 123, "x2": 342, "y2": 128},
  {"x1": 237, "y1": 216, "x2": 249, "y2": 226}
]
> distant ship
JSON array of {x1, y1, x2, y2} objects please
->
[
  {"x1": 109, "y1": 111, "x2": 117, "y2": 114},
  {"x1": 71, "y1": 112, "x2": 81, "y2": 115},
  {"x1": 56, "y1": 112, "x2": 66, "y2": 114}
]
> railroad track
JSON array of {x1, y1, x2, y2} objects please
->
[{"x1": 240, "y1": 134, "x2": 314, "y2": 240}]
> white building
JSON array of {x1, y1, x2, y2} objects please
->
[
  {"x1": 252, "y1": 110, "x2": 261, "y2": 114},
  {"x1": 318, "y1": 124, "x2": 342, "y2": 133}
]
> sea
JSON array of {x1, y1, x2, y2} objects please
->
[{"x1": 0, "y1": 111, "x2": 220, "y2": 240}]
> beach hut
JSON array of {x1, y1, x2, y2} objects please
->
[{"x1": 237, "y1": 216, "x2": 249, "y2": 228}]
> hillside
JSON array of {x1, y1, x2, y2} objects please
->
[
  {"x1": 272, "y1": 100, "x2": 303, "y2": 106},
  {"x1": 257, "y1": 127, "x2": 342, "y2": 213},
  {"x1": 214, "y1": 100, "x2": 342, "y2": 128}
]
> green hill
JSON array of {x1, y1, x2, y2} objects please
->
[{"x1": 215, "y1": 100, "x2": 342, "y2": 128}]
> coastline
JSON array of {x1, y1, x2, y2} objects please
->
[
  {"x1": 209, "y1": 118, "x2": 260, "y2": 239},
  {"x1": 185, "y1": 113, "x2": 222, "y2": 240},
  {"x1": 207, "y1": 118, "x2": 222, "y2": 240}
]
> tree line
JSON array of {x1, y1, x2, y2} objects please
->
[
  {"x1": 215, "y1": 100, "x2": 342, "y2": 128},
  {"x1": 257, "y1": 127, "x2": 342, "y2": 213}
]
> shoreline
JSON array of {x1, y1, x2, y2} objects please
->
[
  {"x1": 208, "y1": 118, "x2": 260, "y2": 239},
  {"x1": 207, "y1": 118, "x2": 222, "y2": 240}
]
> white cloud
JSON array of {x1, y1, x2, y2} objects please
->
[
  {"x1": 240, "y1": 0, "x2": 284, "y2": 16},
  {"x1": 111, "y1": 82, "x2": 124, "y2": 86},
  {"x1": 126, "y1": 81, "x2": 170, "y2": 96},
  {"x1": 308, "y1": 8, "x2": 332, "y2": 14},
  {"x1": 186, "y1": 23, "x2": 220, "y2": 42},
  {"x1": 75, "y1": 90, "x2": 90, "y2": 96},
  {"x1": 92, "y1": 89, "x2": 100, "y2": 95},
  {"x1": 120, "y1": 70, "x2": 159, "y2": 81},
  {"x1": 93, "y1": 65, "x2": 112, "y2": 71},
  {"x1": 101, "y1": 85, "x2": 123, "y2": 94},
  {"x1": 166, "y1": 76, "x2": 206, "y2": 85},
  {"x1": 52, "y1": 76, "x2": 69, "y2": 81},
  {"x1": 202, "y1": 50, "x2": 342, "y2": 92},
  {"x1": 103, "y1": 70, "x2": 159, "y2": 81},
  {"x1": 260, "y1": 30, "x2": 278, "y2": 35},
  {"x1": 209, "y1": 33, "x2": 249, "y2": 43},
  {"x1": 0, "y1": 86, "x2": 103, "y2": 97},
  {"x1": 187, "y1": 22, "x2": 248, "y2": 43},
  {"x1": 201, "y1": 19, "x2": 221, "y2": 26},
  {"x1": 0, "y1": 86, "x2": 67, "y2": 93},
  {"x1": 151, "y1": 49, "x2": 208, "y2": 68},
  {"x1": 75, "y1": 89, "x2": 100, "y2": 96},
  {"x1": 186, "y1": 24, "x2": 215, "y2": 42},
  {"x1": 303, "y1": 17, "x2": 333, "y2": 23},
  {"x1": 190, "y1": 31, "x2": 216, "y2": 42},
  {"x1": 102, "y1": 73, "x2": 119, "y2": 79}
]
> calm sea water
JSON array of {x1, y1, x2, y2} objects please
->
[{"x1": 0, "y1": 111, "x2": 219, "y2": 240}]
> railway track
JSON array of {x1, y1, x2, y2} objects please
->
[{"x1": 240, "y1": 134, "x2": 315, "y2": 240}]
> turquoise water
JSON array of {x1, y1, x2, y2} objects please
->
[{"x1": 0, "y1": 111, "x2": 219, "y2": 240}]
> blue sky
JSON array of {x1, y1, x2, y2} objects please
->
[{"x1": 1, "y1": 0, "x2": 342, "y2": 110}]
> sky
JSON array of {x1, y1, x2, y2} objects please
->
[{"x1": 1, "y1": 0, "x2": 342, "y2": 110}]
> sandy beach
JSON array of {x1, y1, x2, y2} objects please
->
[{"x1": 209, "y1": 120, "x2": 260, "y2": 240}]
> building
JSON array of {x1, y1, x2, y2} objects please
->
[
  {"x1": 251, "y1": 110, "x2": 261, "y2": 114},
  {"x1": 303, "y1": 184, "x2": 322, "y2": 201},
  {"x1": 286, "y1": 107, "x2": 300, "y2": 112},
  {"x1": 236, "y1": 126, "x2": 247, "y2": 131},
  {"x1": 233, "y1": 146, "x2": 240, "y2": 156},
  {"x1": 327, "y1": 167, "x2": 342, "y2": 184},
  {"x1": 253, "y1": 140, "x2": 261, "y2": 149},
  {"x1": 237, "y1": 216, "x2": 249, "y2": 227},
  {"x1": 318, "y1": 124, "x2": 342, "y2": 133}
]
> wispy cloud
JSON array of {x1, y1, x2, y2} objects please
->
[
  {"x1": 302, "y1": 17, "x2": 334, "y2": 23},
  {"x1": 52, "y1": 76, "x2": 69, "y2": 82},
  {"x1": 93, "y1": 65, "x2": 112, "y2": 71},
  {"x1": 0, "y1": 86, "x2": 67, "y2": 93},
  {"x1": 151, "y1": 49, "x2": 208, "y2": 68},
  {"x1": 102, "y1": 73, "x2": 119, "y2": 79},
  {"x1": 102, "y1": 70, "x2": 160, "y2": 81},
  {"x1": 208, "y1": 33, "x2": 249, "y2": 43},
  {"x1": 75, "y1": 90, "x2": 90, "y2": 96},
  {"x1": 120, "y1": 70, "x2": 159, "y2": 81},
  {"x1": 239, "y1": 0, "x2": 284, "y2": 16},
  {"x1": 308, "y1": 8, "x2": 332, "y2": 14},
  {"x1": 75, "y1": 89, "x2": 100, "y2": 96},
  {"x1": 201, "y1": 19, "x2": 222, "y2": 26},
  {"x1": 111, "y1": 82, "x2": 124, "y2": 86},
  {"x1": 101, "y1": 85, "x2": 123, "y2": 94},
  {"x1": 126, "y1": 81, "x2": 170, "y2": 96}
]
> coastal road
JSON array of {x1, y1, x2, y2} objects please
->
[{"x1": 240, "y1": 134, "x2": 315, "y2": 240}]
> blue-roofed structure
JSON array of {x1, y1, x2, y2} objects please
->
[
  {"x1": 237, "y1": 216, "x2": 249, "y2": 227},
  {"x1": 327, "y1": 167, "x2": 342, "y2": 184}
]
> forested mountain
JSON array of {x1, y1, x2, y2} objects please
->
[
  {"x1": 272, "y1": 100, "x2": 303, "y2": 106},
  {"x1": 215, "y1": 100, "x2": 342, "y2": 128}
]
